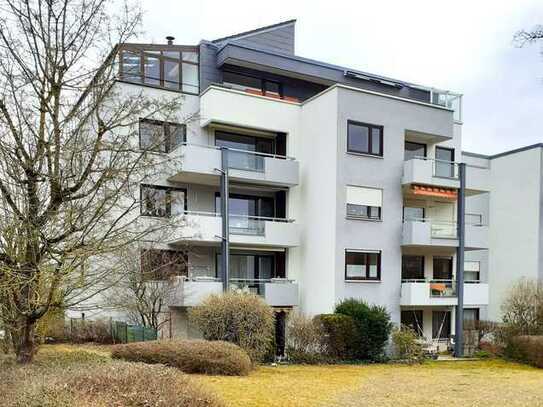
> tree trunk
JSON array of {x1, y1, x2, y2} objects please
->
[{"x1": 12, "y1": 319, "x2": 37, "y2": 364}]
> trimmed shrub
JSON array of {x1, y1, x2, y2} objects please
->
[
  {"x1": 67, "y1": 319, "x2": 113, "y2": 344},
  {"x1": 4, "y1": 361, "x2": 223, "y2": 407},
  {"x1": 335, "y1": 298, "x2": 392, "y2": 361},
  {"x1": 189, "y1": 292, "x2": 274, "y2": 363},
  {"x1": 391, "y1": 326, "x2": 424, "y2": 363},
  {"x1": 111, "y1": 339, "x2": 252, "y2": 376},
  {"x1": 286, "y1": 312, "x2": 329, "y2": 364},
  {"x1": 505, "y1": 335, "x2": 543, "y2": 368},
  {"x1": 315, "y1": 313, "x2": 359, "y2": 360}
]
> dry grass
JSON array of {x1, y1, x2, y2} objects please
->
[
  {"x1": 0, "y1": 344, "x2": 223, "y2": 407},
  {"x1": 196, "y1": 360, "x2": 543, "y2": 407}
]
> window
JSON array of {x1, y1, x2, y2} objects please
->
[
  {"x1": 435, "y1": 147, "x2": 455, "y2": 178},
  {"x1": 139, "y1": 119, "x2": 185, "y2": 153},
  {"x1": 402, "y1": 255, "x2": 425, "y2": 280},
  {"x1": 215, "y1": 131, "x2": 275, "y2": 172},
  {"x1": 404, "y1": 141, "x2": 427, "y2": 161},
  {"x1": 345, "y1": 250, "x2": 381, "y2": 281},
  {"x1": 215, "y1": 193, "x2": 275, "y2": 235},
  {"x1": 140, "y1": 249, "x2": 187, "y2": 280},
  {"x1": 346, "y1": 186, "x2": 382, "y2": 220},
  {"x1": 140, "y1": 185, "x2": 186, "y2": 217},
  {"x1": 433, "y1": 257, "x2": 453, "y2": 280},
  {"x1": 401, "y1": 310, "x2": 424, "y2": 336},
  {"x1": 119, "y1": 47, "x2": 199, "y2": 93},
  {"x1": 403, "y1": 206, "x2": 424, "y2": 221},
  {"x1": 464, "y1": 261, "x2": 480, "y2": 282},
  {"x1": 347, "y1": 121, "x2": 383, "y2": 156},
  {"x1": 464, "y1": 308, "x2": 480, "y2": 323},
  {"x1": 222, "y1": 71, "x2": 284, "y2": 98},
  {"x1": 432, "y1": 310, "x2": 451, "y2": 339}
]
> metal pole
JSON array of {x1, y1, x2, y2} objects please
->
[
  {"x1": 220, "y1": 148, "x2": 230, "y2": 292},
  {"x1": 455, "y1": 162, "x2": 466, "y2": 357}
]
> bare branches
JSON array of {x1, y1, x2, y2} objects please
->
[{"x1": 514, "y1": 25, "x2": 543, "y2": 47}]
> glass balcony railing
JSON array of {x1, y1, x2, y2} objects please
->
[
  {"x1": 229, "y1": 278, "x2": 294, "y2": 296},
  {"x1": 430, "y1": 221, "x2": 457, "y2": 239},
  {"x1": 429, "y1": 280, "x2": 457, "y2": 297},
  {"x1": 229, "y1": 215, "x2": 266, "y2": 236},
  {"x1": 225, "y1": 149, "x2": 265, "y2": 172}
]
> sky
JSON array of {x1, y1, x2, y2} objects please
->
[{"x1": 139, "y1": 0, "x2": 543, "y2": 155}]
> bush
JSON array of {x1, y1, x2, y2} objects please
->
[
  {"x1": 501, "y1": 278, "x2": 543, "y2": 336},
  {"x1": 189, "y1": 292, "x2": 274, "y2": 363},
  {"x1": 504, "y1": 335, "x2": 543, "y2": 368},
  {"x1": 285, "y1": 312, "x2": 329, "y2": 364},
  {"x1": 335, "y1": 298, "x2": 392, "y2": 361},
  {"x1": 315, "y1": 314, "x2": 359, "y2": 360},
  {"x1": 111, "y1": 339, "x2": 251, "y2": 376},
  {"x1": 4, "y1": 361, "x2": 223, "y2": 407},
  {"x1": 66, "y1": 319, "x2": 113, "y2": 344},
  {"x1": 391, "y1": 326, "x2": 424, "y2": 363}
]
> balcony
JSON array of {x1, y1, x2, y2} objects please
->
[
  {"x1": 167, "y1": 277, "x2": 298, "y2": 307},
  {"x1": 168, "y1": 143, "x2": 299, "y2": 187},
  {"x1": 402, "y1": 219, "x2": 488, "y2": 250},
  {"x1": 168, "y1": 212, "x2": 301, "y2": 248},
  {"x1": 402, "y1": 157, "x2": 460, "y2": 190},
  {"x1": 400, "y1": 280, "x2": 489, "y2": 306},
  {"x1": 200, "y1": 85, "x2": 300, "y2": 134},
  {"x1": 402, "y1": 157, "x2": 490, "y2": 195}
]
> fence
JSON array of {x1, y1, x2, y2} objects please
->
[{"x1": 66, "y1": 317, "x2": 157, "y2": 344}]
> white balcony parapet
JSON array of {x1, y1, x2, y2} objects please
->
[
  {"x1": 167, "y1": 276, "x2": 298, "y2": 307},
  {"x1": 168, "y1": 143, "x2": 299, "y2": 187},
  {"x1": 167, "y1": 211, "x2": 301, "y2": 248},
  {"x1": 402, "y1": 157, "x2": 460, "y2": 189},
  {"x1": 402, "y1": 218, "x2": 488, "y2": 250},
  {"x1": 400, "y1": 280, "x2": 489, "y2": 306}
]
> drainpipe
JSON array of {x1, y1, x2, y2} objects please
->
[
  {"x1": 454, "y1": 162, "x2": 466, "y2": 357},
  {"x1": 220, "y1": 147, "x2": 230, "y2": 292}
]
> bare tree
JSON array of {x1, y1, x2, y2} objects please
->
[
  {"x1": 514, "y1": 25, "x2": 543, "y2": 47},
  {"x1": 104, "y1": 245, "x2": 190, "y2": 334},
  {"x1": 0, "y1": 0, "x2": 186, "y2": 363}
]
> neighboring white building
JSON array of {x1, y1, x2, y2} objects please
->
[{"x1": 79, "y1": 20, "x2": 540, "y2": 346}]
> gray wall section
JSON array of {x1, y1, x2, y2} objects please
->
[
  {"x1": 215, "y1": 23, "x2": 295, "y2": 55},
  {"x1": 199, "y1": 42, "x2": 221, "y2": 92}
]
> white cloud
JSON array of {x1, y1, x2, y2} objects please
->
[{"x1": 140, "y1": 0, "x2": 543, "y2": 154}]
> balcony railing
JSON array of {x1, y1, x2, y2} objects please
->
[
  {"x1": 408, "y1": 156, "x2": 459, "y2": 179},
  {"x1": 229, "y1": 278, "x2": 294, "y2": 295}
]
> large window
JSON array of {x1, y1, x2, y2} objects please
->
[
  {"x1": 432, "y1": 310, "x2": 451, "y2": 339},
  {"x1": 404, "y1": 141, "x2": 427, "y2": 161},
  {"x1": 347, "y1": 121, "x2": 383, "y2": 156},
  {"x1": 119, "y1": 47, "x2": 199, "y2": 94},
  {"x1": 215, "y1": 131, "x2": 276, "y2": 172},
  {"x1": 215, "y1": 193, "x2": 275, "y2": 235},
  {"x1": 140, "y1": 185, "x2": 186, "y2": 217},
  {"x1": 345, "y1": 250, "x2": 381, "y2": 281},
  {"x1": 402, "y1": 255, "x2": 425, "y2": 280},
  {"x1": 140, "y1": 249, "x2": 187, "y2": 280},
  {"x1": 464, "y1": 308, "x2": 480, "y2": 323},
  {"x1": 223, "y1": 71, "x2": 283, "y2": 98},
  {"x1": 346, "y1": 186, "x2": 382, "y2": 220},
  {"x1": 139, "y1": 119, "x2": 185, "y2": 153},
  {"x1": 433, "y1": 257, "x2": 453, "y2": 280}
]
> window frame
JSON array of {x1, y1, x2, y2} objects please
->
[
  {"x1": 404, "y1": 141, "x2": 427, "y2": 160},
  {"x1": 222, "y1": 70, "x2": 284, "y2": 99},
  {"x1": 401, "y1": 255, "x2": 425, "y2": 280},
  {"x1": 140, "y1": 248, "x2": 188, "y2": 281},
  {"x1": 344, "y1": 250, "x2": 382, "y2": 281},
  {"x1": 345, "y1": 185, "x2": 383, "y2": 221},
  {"x1": 214, "y1": 192, "x2": 276, "y2": 218},
  {"x1": 140, "y1": 184, "x2": 187, "y2": 218},
  {"x1": 464, "y1": 260, "x2": 481, "y2": 282},
  {"x1": 118, "y1": 45, "x2": 200, "y2": 95},
  {"x1": 139, "y1": 118, "x2": 186, "y2": 153},
  {"x1": 347, "y1": 120, "x2": 384, "y2": 157}
]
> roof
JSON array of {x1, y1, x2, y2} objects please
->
[
  {"x1": 463, "y1": 143, "x2": 543, "y2": 160},
  {"x1": 212, "y1": 19, "x2": 296, "y2": 44}
]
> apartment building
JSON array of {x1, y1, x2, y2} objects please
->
[{"x1": 93, "y1": 19, "x2": 540, "y2": 348}]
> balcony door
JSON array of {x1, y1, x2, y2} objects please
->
[
  {"x1": 433, "y1": 257, "x2": 453, "y2": 280},
  {"x1": 435, "y1": 147, "x2": 455, "y2": 178},
  {"x1": 215, "y1": 131, "x2": 275, "y2": 171},
  {"x1": 432, "y1": 310, "x2": 451, "y2": 339},
  {"x1": 402, "y1": 255, "x2": 425, "y2": 280},
  {"x1": 215, "y1": 193, "x2": 274, "y2": 235},
  {"x1": 404, "y1": 141, "x2": 427, "y2": 161}
]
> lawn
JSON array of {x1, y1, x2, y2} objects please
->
[{"x1": 2, "y1": 345, "x2": 543, "y2": 407}]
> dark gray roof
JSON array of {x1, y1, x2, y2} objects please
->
[
  {"x1": 463, "y1": 143, "x2": 543, "y2": 160},
  {"x1": 212, "y1": 19, "x2": 297, "y2": 44}
]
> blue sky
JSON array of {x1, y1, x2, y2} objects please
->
[{"x1": 140, "y1": 0, "x2": 542, "y2": 155}]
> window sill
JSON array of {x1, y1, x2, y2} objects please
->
[
  {"x1": 345, "y1": 279, "x2": 381, "y2": 283},
  {"x1": 346, "y1": 151, "x2": 384, "y2": 159},
  {"x1": 346, "y1": 216, "x2": 382, "y2": 222}
]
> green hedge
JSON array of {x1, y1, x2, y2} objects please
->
[
  {"x1": 315, "y1": 314, "x2": 359, "y2": 360},
  {"x1": 335, "y1": 298, "x2": 392, "y2": 361},
  {"x1": 505, "y1": 336, "x2": 543, "y2": 368}
]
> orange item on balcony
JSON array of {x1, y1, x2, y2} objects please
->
[
  {"x1": 412, "y1": 185, "x2": 457, "y2": 199},
  {"x1": 430, "y1": 283, "x2": 447, "y2": 292}
]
